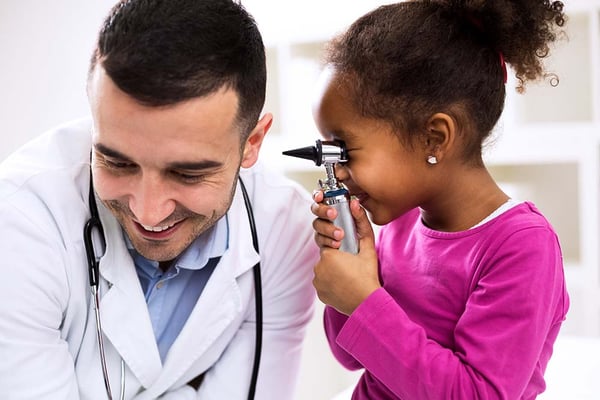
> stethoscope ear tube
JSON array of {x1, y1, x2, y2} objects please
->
[
  {"x1": 84, "y1": 219, "x2": 101, "y2": 287},
  {"x1": 85, "y1": 171, "x2": 105, "y2": 287}
]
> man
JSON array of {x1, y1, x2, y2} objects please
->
[{"x1": 0, "y1": 0, "x2": 318, "y2": 399}]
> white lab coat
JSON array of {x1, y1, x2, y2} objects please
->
[{"x1": 0, "y1": 118, "x2": 319, "y2": 399}]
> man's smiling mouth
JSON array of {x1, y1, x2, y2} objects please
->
[{"x1": 139, "y1": 222, "x2": 177, "y2": 232}]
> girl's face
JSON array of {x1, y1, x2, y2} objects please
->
[{"x1": 312, "y1": 69, "x2": 436, "y2": 225}]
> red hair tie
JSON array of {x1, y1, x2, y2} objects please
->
[{"x1": 498, "y1": 51, "x2": 508, "y2": 84}]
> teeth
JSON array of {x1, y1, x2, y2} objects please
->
[{"x1": 141, "y1": 223, "x2": 175, "y2": 232}]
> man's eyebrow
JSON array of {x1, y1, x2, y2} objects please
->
[
  {"x1": 94, "y1": 143, "x2": 132, "y2": 161},
  {"x1": 168, "y1": 160, "x2": 224, "y2": 170},
  {"x1": 94, "y1": 143, "x2": 223, "y2": 170}
]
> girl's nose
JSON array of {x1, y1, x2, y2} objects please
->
[{"x1": 334, "y1": 163, "x2": 350, "y2": 182}]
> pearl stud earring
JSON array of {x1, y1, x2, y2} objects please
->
[{"x1": 427, "y1": 155, "x2": 438, "y2": 165}]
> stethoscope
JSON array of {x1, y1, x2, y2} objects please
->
[{"x1": 83, "y1": 172, "x2": 263, "y2": 400}]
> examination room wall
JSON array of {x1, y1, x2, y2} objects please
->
[{"x1": 2, "y1": 1, "x2": 600, "y2": 399}]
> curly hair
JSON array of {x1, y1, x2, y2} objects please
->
[{"x1": 325, "y1": 0, "x2": 566, "y2": 163}]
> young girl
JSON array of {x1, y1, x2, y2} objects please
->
[{"x1": 310, "y1": 1, "x2": 569, "y2": 399}]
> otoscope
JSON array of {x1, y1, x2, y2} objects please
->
[{"x1": 283, "y1": 140, "x2": 359, "y2": 254}]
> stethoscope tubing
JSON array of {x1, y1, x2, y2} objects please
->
[
  {"x1": 238, "y1": 177, "x2": 262, "y2": 400},
  {"x1": 92, "y1": 285, "x2": 125, "y2": 400}
]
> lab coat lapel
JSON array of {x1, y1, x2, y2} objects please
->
[
  {"x1": 148, "y1": 181, "x2": 260, "y2": 392},
  {"x1": 153, "y1": 255, "x2": 240, "y2": 392},
  {"x1": 96, "y1": 198, "x2": 163, "y2": 388}
]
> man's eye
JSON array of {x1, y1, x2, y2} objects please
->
[
  {"x1": 105, "y1": 159, "x2": 134, "y2": 169},
  {"x1": 172, "y1": 171, "x2": 206, "y2": 183}
]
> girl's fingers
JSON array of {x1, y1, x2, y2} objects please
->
[
  {"x1": 312, "y1": 189, "x2": 324, "y2": 203},
  {"x1": 313, "y1": 218, "x2": 344, "y2": 241},
  {"x1": 311, "y1": 201, "x2": 338, "y2": 221},
  {"x1": 313, "y1": 232, "x2": 341, "y2": 249}
]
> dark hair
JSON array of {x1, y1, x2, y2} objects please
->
[
  {"x1": 89, "y1": 0, "x2": 266, "y2": 138},
  {"x1": 326, "y1": 0, "x2": 566, "y2": 162}
]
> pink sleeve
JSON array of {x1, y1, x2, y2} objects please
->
[
  {"x1": 332, "y1": 227, "x2": 568, "y2": 399},
  {"x1": 323, "y1": 305, "x2": 363, "y2": 370}
]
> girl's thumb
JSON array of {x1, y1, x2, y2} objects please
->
[{"x1": 350, "y1": 199, "x2": 375, "y2": 247}]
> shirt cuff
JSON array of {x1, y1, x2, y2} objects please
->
[{"x1": 336, "y1": 287, "x2": 396, "y2": 352}]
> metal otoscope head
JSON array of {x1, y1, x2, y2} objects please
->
[
  {"x1": 283, "y1": 139, "x2": 359, "y2": 254},
  {"x1": 282, "y1": 140, "x2": 349, "y2": 166}
]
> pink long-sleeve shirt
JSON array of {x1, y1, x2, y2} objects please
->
[{"x1": 324, "y1": 202, "x2": 569, "y2": 399}]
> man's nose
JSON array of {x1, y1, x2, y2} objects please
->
[{"x1": 128, "y1": 174, "x2": 176, "y2": 227}]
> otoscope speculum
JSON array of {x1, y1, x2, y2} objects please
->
[
  {"x1": 281, "y1": 140, "x2": 349, "y2": 166},
  {"x1": 282, "y1": 140, "x2": 348, "y2": 191}
]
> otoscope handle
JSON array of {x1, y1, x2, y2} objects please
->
[{"x1": 323, "y1": 188, "x2": 359, "y2": 254}]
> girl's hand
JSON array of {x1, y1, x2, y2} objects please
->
[
  {"x1": 311, "y1": 190, "x2": 345, "y2": 249},
  {"x1": 311, "y1": 190, "x2": 381, "y2": 315}
]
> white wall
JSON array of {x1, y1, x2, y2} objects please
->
[{"x1": 0, "y1": 1, "x2": 117, "y2": 160}]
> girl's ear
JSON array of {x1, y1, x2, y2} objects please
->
[
  {"x1": 241, "y1": 113, "x2": 273, "y2": 168},
  {"x1": 422, "y1": 112, "x2": 456, "y2": 164}
]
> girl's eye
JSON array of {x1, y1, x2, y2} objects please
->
[{"x1": 344, "y1": 148, "x2": 357, "y2": 161}]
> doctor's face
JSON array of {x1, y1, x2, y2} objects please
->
[{"x1": 88, "y1": 67, "x2": 265, "y2": 263}]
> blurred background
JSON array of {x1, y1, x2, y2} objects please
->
[{"x1": 1, "y1": 0, "x2": 599, "y2": 398}]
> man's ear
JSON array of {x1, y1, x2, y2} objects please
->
[
  {"x1": 422, "y1": 112, "x2": 456, "y2": 163},
  {"x1": 241, "y1": 113, "x2": 273, "y2": 168}
]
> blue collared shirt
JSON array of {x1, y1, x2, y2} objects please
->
[{"x1": 125, "y1": 216, "x2": 229, "y2": 362}]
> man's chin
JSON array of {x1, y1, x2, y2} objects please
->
[
  {"x1": 126, "y1": 228, "x2": 190, "y2": 262},
  {"x1": 133, "y1": 244, "x2": 185, "y2": 263}
]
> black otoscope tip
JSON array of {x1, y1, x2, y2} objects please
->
[{"x1": 282, "y1": 145, "x2": 321, "y2": 166}]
